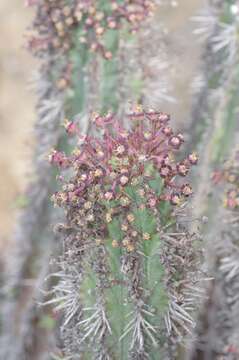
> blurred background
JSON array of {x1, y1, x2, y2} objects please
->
[{"x1": 0, "y1": 0, "x2": 35, "y2": 253}]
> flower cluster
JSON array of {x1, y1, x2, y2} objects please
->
[
  {"x1": 27, "y1": 0, "x2": 155, "y2": 60},
  {"x1": 51, "y1": 108, "x2": 198, "y2": 252},
  {"x1": 213, "y1": 151, "x2": 239, "y2": 210}
]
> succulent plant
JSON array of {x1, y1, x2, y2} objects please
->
[
  {"x1": 49, "y1": 107, "x2": 203, "y2": 359},
  {"x1": 0, "y1": 2, "x2": 157, "y2": 359},
  {"x1": 189, "y1": 151, "x2": 239, "y2": 359}
]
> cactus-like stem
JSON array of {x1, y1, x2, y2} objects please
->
[
  {"x1": 186, "y1": 3, "x2": 239, "y2": 355},
  {"x1": 0, "y1": 2, "x2": 157, "y2": 359},
  {"x1": 189, "y1": 150, "x2": 239, "y2": 358},
  {"x1": 49, "y1": 109, "x2": 203, "y2": 359},
  {"x1": 0, "y1": 58, "x2": 65, "y2": 359}
]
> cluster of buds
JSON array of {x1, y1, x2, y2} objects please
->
[
  {"x1": 27, "y1": 0, "x2": 155, "y2": 60},
  {"x1": 51, "y1": 107, "x2": 198, "y2": 253},
  {"x1": 213, "y1": 151, "x2": 239, "y2": 209}
]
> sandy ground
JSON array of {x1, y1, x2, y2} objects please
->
[
  {"x1": 0, "y1": 0, "x2": 35, "y2": 250},
  {"x1": 0, "y1": 0, "x2": 205, "y2": 252}
]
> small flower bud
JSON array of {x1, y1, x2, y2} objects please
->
[
  {"x1": 106, "y1": 213, "x2": 112, "y2": 223},
  {"x1": 80, "y1": 173, "x2": 88, "y2": 181},
  {"x1": 162, "y1": 127, "x2": 173, "y2": 136},
  {"x1": 88, "y1": 6, "x2": 96, "y2": 15},
  {"x1": 86, "y1": 214, "x2": 95, "y2": 222},
  {"x1": 64, "y1": 119, "x2": 78, "y2": 134},
  {"x1": 84, "y1": 201, "x2": 92, "y2": 210},
  {"x1": 169, "y1": 136, "x2": 182, "y2": 149},
  {"x1": 181, "y1": 184, "x2": 193, "y2": 197},
  {"x1": 127, "y1": 214, "x2": 135, "y2": 223},
  {"x1": 148, "y1": 197, "x2": 157, "y2": 207},
  {"x1": 79, "y1": 36, "x2": 87, "y2": 43},
  {"x1": 120, "y1": 197, "x2": 130, "y2": 207},
  {"x1": 108, "y1": 20, "x2": 117, "y2": 29},
  {"x1": 57, "y1": 78, "x2": 68, "y2": 90},
  {"x1": 143, "y1": 233, "x2": 151, "y2": 240},
  {"x1": 111, "y1": 2, "x2": 118, "y2": 10},
  {"x1": 75, "y1": 11, "x2": 83, "y2": 21},
  {"x1": 122, "y1": 238, "x2": 129, "y2": 247},
  {"x1": 94, "y1": 169, "x2": 103, "y2": 177},
  {"x1": 104, "y1": 51, "x2": 113, "y2": 60},
  {"x1": 105, "y1": 191, "x2": 114, "y2": 200},
  {"x1": 63, "y1": 6, "x2": 71, "y2": 17},
  {"x1": 170, "y1": 193, "x2": 181, "y2": 205},
  {"x1": 188, "y1": 152, "x2": 198, "y2": 165},
  {"x1": 85, "y1": 17, "x2": 94, "y2": 26},
  {"x1": 143, "y1": 131, "x2": 152, "y2": 140},
  {"x1": 120, "y1": 175, "x2": 129, "y2": 186},
  {"x1": 65, "y1": 17, "x2": 74, "y2": 26},
  {"x1": 177, "y1": 163, "x2": 189, "y2": 177},
  {"x1": 121, "y1": 224, "x2": 128, "y2": 231},
  {"x1": 95, "y1": 12, "x2": 104, "y2": 21},
  {"x1": 115, "y1": 145, "x2": 126, "y2": 155},
  {"x1": 137, "y1": 188, "x2": 145, "y2": 197},
  {"x1": 112, "y1": 240, "x2": 119, "y2": 248},
  {"x1": 95, "y1": 238, "x2": 103, "y2": 246},
  {"x1": 95, "y1": 26, "x2": 104, "y2": 36},
  {"x1": 160, "y1": 166, "x2": 171, "y2": 178},
  {"x1": 127, "y1": 244, "x2": 135, "y2": 252}
]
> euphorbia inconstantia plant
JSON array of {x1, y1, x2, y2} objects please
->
[
  {"x1": 28, "y1": 0, "x2": 155, "y2": 99},
  {"x1": 0, "y1": 2, "x2": 156, "y2": 358},
  {"x1": 190, "y1": 152, "x2": 239, "y2": 359},
  {"x1": 49, "y1": 107, "x2": 202, "y2": 359},
  {"x1": 28, "y1": 0, "x2": 154, "y2": 59}
]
